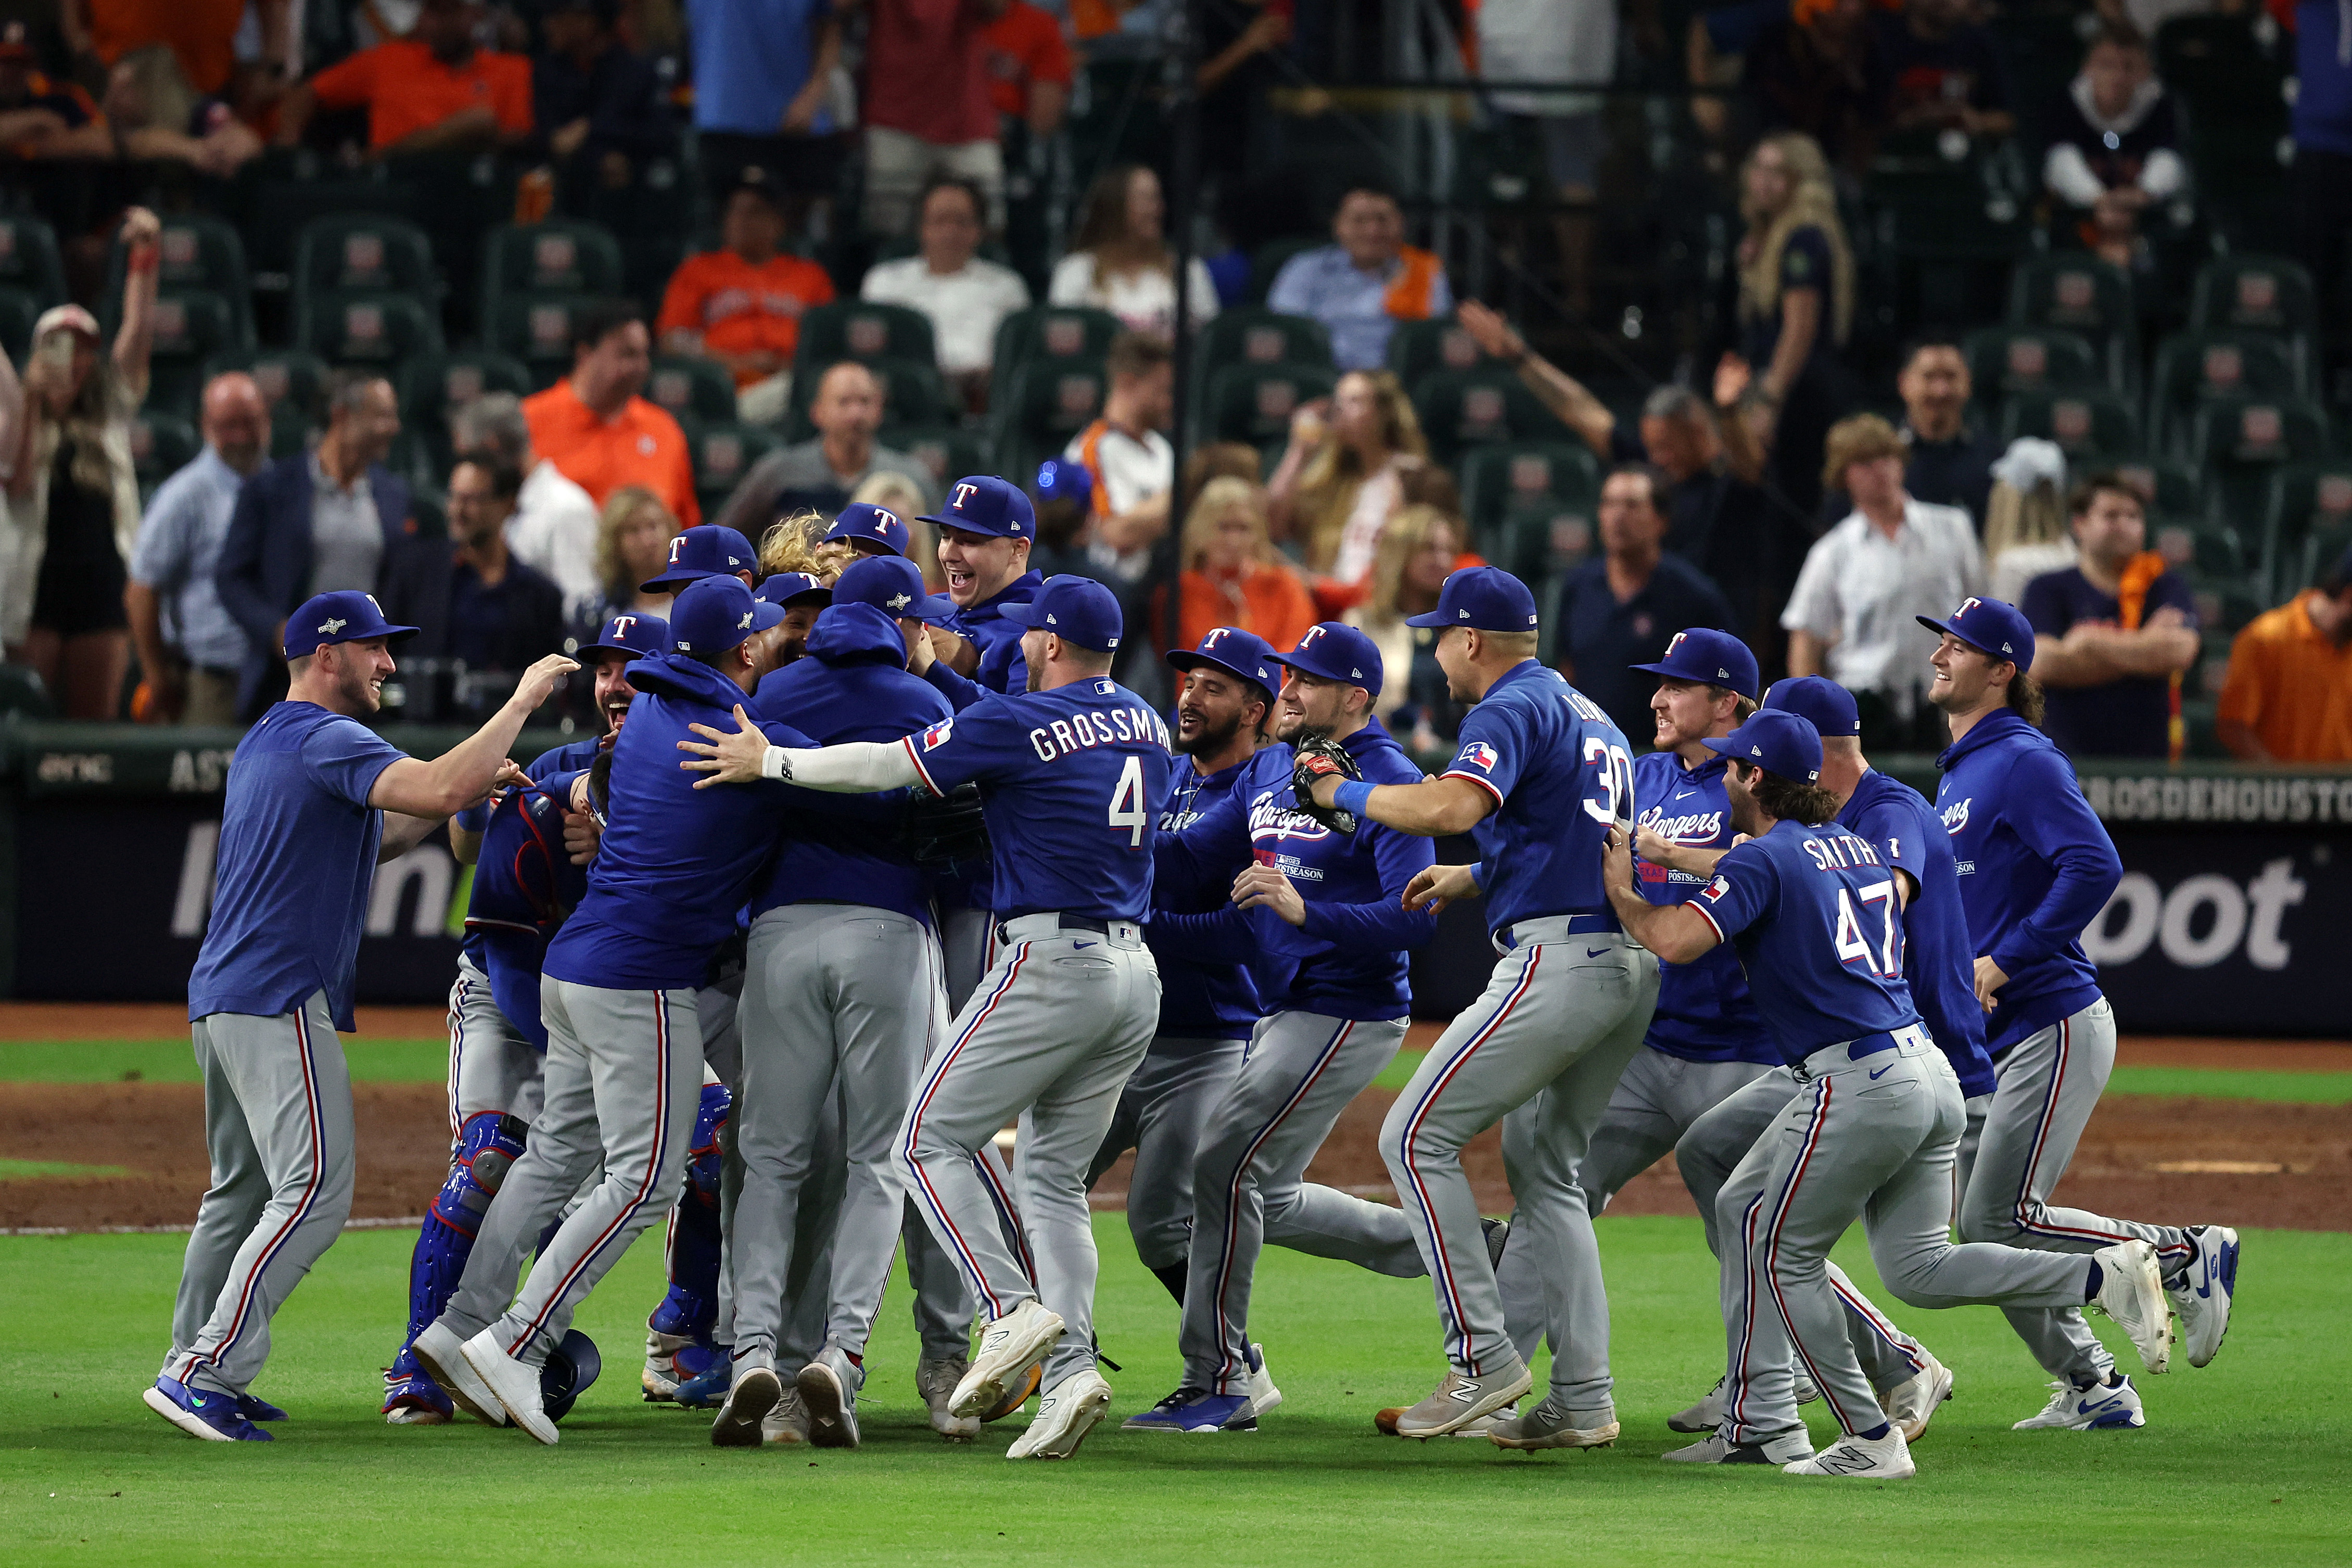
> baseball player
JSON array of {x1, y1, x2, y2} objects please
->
[
  {"x1": 1294, "y1": 567, "x2": 1659, "y2": 1446},
  {"x1": 382, "y1": 610, "x2": 673, "y2": 1424},
  {"x1": 409, "y1": 576, "x2": 806, "y2": 1444},
  {"x1": 682, "y1": 573, "x2": 1169, "y2": 1460},
  {"x1": 817, "y1": 500, "x2": 914, "y2": 570},
  {"x1": 1127, "y1": 622, "x2": 1438, "y2": 1434},
  {"x1": 1921, "y1": 597, "x2": 2237, "y2": 1427},
  {"x1": 148, "y1": 591, "x2": 575, "y2": 1441},
  {"x1": 1602, "y1": 708, "x2": 2169, "y2": 1479},
  {"x1": 643, "y1": 523, "x2": 759, "y2": 597}
]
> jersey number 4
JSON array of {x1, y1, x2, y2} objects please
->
[
  {"x1": 1833, "y1": 880, "x2": 1902, "y2": 977},
  {"x1": 1109, "y1": 755, "x2": 1149, "y2": 847}
]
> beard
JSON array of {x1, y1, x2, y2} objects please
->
[
  {"x1": 1177, "y1": 707, "x2": 1244, "y2": 757},
  {"x1": 338, "y1": 660, "x2": 381, "y2": 713}
]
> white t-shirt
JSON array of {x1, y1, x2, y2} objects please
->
[
  {"x1": 1477, "y1": 0, "x2": 1616, "y2": 116},
  {"x1": 506, "y1": 458, "x2": 604, "y2": 619},
  {"x1": 1330, "y1": 464, "x2": 1404, "y2": 587},
  {"x1": 1780, "y1": 500, "x2": 1988, "y2": 702},
  {"x1": 1047, "y1": 251, "x2": 1220, "y2": 340},
  {"x1": 1065, "y1": 419, "x2": 1172, "y2": 583},
  {"x1": 860, "y1": 254, "x2": 1034, "y2": 375}
]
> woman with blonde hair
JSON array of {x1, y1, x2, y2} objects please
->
[
  {"x1": 577, "y1": 486, "x2": 680, "y2": 641},
  {"x1": 1732, "y1": 131, "x2": 1854, "y2": 519},
  {"x1": 1982, "y1": 438, "x2": 2077, "y2": 603},
  {"x1": 1172, "y1": 475, "x2": 1316, "y2": 652},
  {"x1": 760, "y1": 506, "x2": 832, "y2": 579},
  {"x1": 1344, "y1": 504, "x2": 1466, "y2": 751},
  {"x1": 1048, "y1": 163, "x2": 1221, "y2": 341},
  {"x1": 848, "y1": 470, "x2": 940, "y2": 590},
  {"x1": 1266, "y1": 369, "x2": 1430, "y2": 598}
]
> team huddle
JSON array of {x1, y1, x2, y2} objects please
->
[{"x1": 143, "y1": 472, "x2": 2240, "y2": 1478}]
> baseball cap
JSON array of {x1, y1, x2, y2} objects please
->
[
  {"x1": 1402, "y1": 565, "x2": 1541, "y2": 632},
  {"x1": 833, "y1": 555, "x2": 949, "y2": 622},
  {"x1": 34, "y1": 303, "x2": 99, "y2": 342},
  {"x1": 728, "y1": 163, "x2": 785, "y2": 210},
  {"x1": 1034, "y1": 456, "x2": 1094, "y2": 512},
  {"x1": 921, "y1": 474, "x2": 1035, "y2": 540},
  {"x1": 822, "y1": 502, "x2": 911, "y2": 558},
  {"x1": 1916, "y1": 595, "x2": 2036, "y2": 670},
  {"x1": 283, "y1": 590, "x2": 418, "y2": 658},
  {"x1": 1166, "y1": 626, "x2": 1278, "y2": 699},
  {"x1": 1271, "y1": 621, "x2": 1384, "y2": 700},
  {"x1": 581, "y1": 611, "x2": 671, "y2": 661},
  {"x1": 755, "y1": 571, "x2": 832, "y2": 609},
  {"x1": 1630, "y1": 627, "x2": 1759, "y2": 698},
  {"x1": 670, "y1": 575, "x2": 783, "y2": 656},
  {"x1": 641, "y1": 524, "x2": 757, "y2": 592},
  {"x1": 1703, "y1": 709, "x2": 1824, "y2": 783},
  {"x1": 1761, "y1": 674, "x2": 1860, "y2": 737},
  {"x1": 997, "y1": 574, "x2": 1124, "y2": 652},
  {"x1": 918, "y1": 593, "x2": 959, "y2": 624}
]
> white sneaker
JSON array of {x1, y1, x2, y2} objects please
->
[
  {"x1": 917, "y1": 1357, "x2": 980, "y2": 1441},
  {"x1": 710, "y1": 1363, "x2": 780, "y2": 1448},
  {"x1": 460, "y1": 1328, "x2": 558, "y2": 1445},
  {"x1": 951, "y1": 1301, "x2": 1066, "y2": 1420},
  {"x1": 1245, "y1": 1343, "x2": 1282, "y2": 1420},
  {"x1": 2012, "y1": 1375, "x2": 2145, "y2": 1431},
  {"x1": 2170, "y1": 1226, "x2": 2239, "y2": 1369},
  {"x1": 1879, "y1": 1351, "x2": 1954, "y2": 1443},
  {"x1": 2091, "y1": 1241, "x2": 2172, "y2": 1374},
  {"x1": 1667, "y1": 1376, "x2": 1724, "y2": 1434},
  {"x1": 1662, "y1": 1427, "x2": 1814, "y2": 1465},
  {"x1": 410, "y1": 1320, "x2": 505, "y2": 1427},
  {"x1": 1783, "y1": 1427, "x2": 1914, "y2": 1478},
  {"x1": 1006, "y1": 1368, "x2": 1113, "y2": 1459}
]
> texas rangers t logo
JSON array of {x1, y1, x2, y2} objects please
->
[
  {"x1": 951, "y1": 482, "x2": 979, "y2": 511},
  {"x1": 874, "y1": 507, "x2": 898, "y2": 533},
  {"x1": 1661, "y1": 630, "x2": 1688, "y2": 659},
  {"x1": 611, "y1": 615, "x2": 637, "y2": 640},
  {"x1": 1200, "y1": 628, "x2": 1231, "y2": 649},
  {"x1": 1298, "y1": 626, "x2": 1328, "y2": 649},
  {"x1": 668, "y1": 535, "x2": 686, "y2": 564}
]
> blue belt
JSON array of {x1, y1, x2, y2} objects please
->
[{"x1": 1495, "y1": 910, "x2": 1620, "y2": 949}]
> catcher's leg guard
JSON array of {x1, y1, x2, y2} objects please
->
[{"x1": 395, "y1": 1112, "x2": 529, "y2": 1369}]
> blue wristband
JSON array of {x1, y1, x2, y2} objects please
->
[{"x1": 1333, "y1": 779, "x2": 1376, "y2": 819}]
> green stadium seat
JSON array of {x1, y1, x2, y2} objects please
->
[
  {"x1": 1198, "y1": 361, "x2": 1337, "y2": 455},
  {"x1": 644, "y1": 355, "x2": 741, "y2": 426},
  {"x1": 2290, "y1": 511, "x2": 2352, "y2": 591},
  {"x1": 0, "y1": 286, "x2": 43, "y2": 364},
  {"x1": 2177, "y1": 568, "x2": 2266, "y2": 636},
  {"x1": 143, "y1": 291, "x2": 248, "y2": 417},
  {"x1": 1496, "y1": 492, "x2": 1600, "y2": 601},
  {"x1": 2108, "y1": 453, "x2": 2207, "y2": 521},
  {"x1": 299, "y1": 289, "x2": 446, "y2": 369},
  {"x1": 691, "y1": 422, "x2": 783, "y2": 519},
  {"x1": 1247, "y1": 238, "x2": 1320, "y2": 304},
  {"x1": 291, "y1": 215, "x2": 440, "y2": 342},
  {"x1": 1457, "y1": 441, "x2": 1602, "y2": 552},
  {"x1": 1385, "y1": 316, "x2": 1500, "y2": 392},
  {"x1": 2192, "y1": 397, "x2": 2333, "y2": 553},
  {"x1": 1999, "y1": 389, "x2": 2140, "y2": 460},
  {"x1": 104, "y1": 214, "x2": 255, "y2": 350},
  {"x1": 888, "y1": 424, "x2": 985, "y2": 495},
  {"x1": 2194, "y1": 629, "x2": 2236, "y2": 699},
  {"x1": 1201, "y1": 308, "x2": 1333, "y2": 374},
  {"x1": 2146, "y1": 331, "x2": 2305, "y2": 459},
  {"x1": 478, "y1": 221, "x2": 625, "y2": 328},
  {"x1": 0, "y1": 213, "x2": 66, "y2": 304},
  {"x1": 989, "y1": 305, "x2": 1124, "y2": 386},
  {"x1": 486, "y1": 292, "x2": 600, "y2": 387},
  {"x1": 395, "y1": 350, "x2": 533, "y2": 479},
  {"x1": 2147, "y1": 514, "x2": 2245, "y2": 579},
  {"x1": 1412, "y1": 367, "x2": 1557, "y2": 467},
  {"x1": 129, "y1": 410, "x2": 199, "y2": 497},
  {"x1": 1960, "y1": 327, "x2": 2101, "y2": 420},
  {"x1": 988, "y1": 359, "x2": 1108, "y2": 484},
  {"x1": 203, "y1": 348, "x2": 330, "y2": 428},
  {"x1": 2006, "y1": 255, "x2": 2136, "y2": 389},
  {"x1": 2259, "y1": 461, "x2": 2352, "y2": 598},
  {"x1": 2189, "y1": 254, "x2": 2317, "y2": 342},
  {"x1": 785, "y1": 354, "x2": 952, "y2": 441},
  {"x1": 792, "y1": 301, "x2": 938, "y2": 380}
]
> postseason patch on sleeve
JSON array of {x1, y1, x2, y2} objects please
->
[
  {"x1": 920, "y1": 719, "x2": 955, "y2": 751},
  {"x1": 1456, "y1": 740, "x2": 1499, "y2": 773}
]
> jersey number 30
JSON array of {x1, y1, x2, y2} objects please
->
[
  {"x1": 1580, "y1": 738, "x2": 1636, "y2": 827},
  {"x1": 1109, "y1": 755, "x2": 1149, "y2": 847},
  {"x1": 1834, "y1": 880, "x2": 1901, "y2": 977}
]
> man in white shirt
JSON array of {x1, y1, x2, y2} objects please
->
[
  {"x1": 451, "y1": 393, "x2": 602, "y2": 620},
  {"x1": 860, "y1": 176, "x2": 1032, "y2": 411},
  {"x1": 1062, "y1": 331, "x2": 1173, "y2": 584},
  {"x1": 1782, "y1": 413, "x2": 1986, "y2": 749}
]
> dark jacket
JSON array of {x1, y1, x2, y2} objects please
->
[
  {"x1": 378, "y1": 538, "x2": 566, "y2": 672},
  {"x1": 215, "y1": 454, "x2": 414, "y2": 717}
]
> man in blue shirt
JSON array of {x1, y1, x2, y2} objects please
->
[
  {"x1": 125, "y1": 372, "x2": 269, "y2": 725},
  {"x1": 1266, "y1": 186, "x2": 1455, "y2": 370},
  {"x1": 1294, "y1": 567, "x2": 1657, "y2": 1447},
  {"x1": 686, "y1": 0, "x2": 841, "y2": 207},
  {"x1": 1554, "y1": 468, "x2": 1739, "y2": 741},
  {"x1": 1604, "y1": 708, "x2": 2168, "y2": 1481},
  {"x1": 1921, "y1": 596, "x2": 2236, "y2": 1427},
  {"x1": 148, "y1": 592, "x2": 576, "y2": 1443}
]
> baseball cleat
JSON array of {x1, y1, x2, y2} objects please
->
[
  {"x1": 762, "y1": 1388, "x2": 813, "y2": 1445},
  {"x1": 1245, "y1": 1343, "x2": 1281, "y2": 1420},
  {"x1": 461, "y1": 1328, "x2": 560, "y2": 1444},
  {"x1": 1794, "y1": 1371, "x2": 1820, "y2": 1406},
  {"x1": 981, "y1": 1362, "x2": 1042, "y2": 1423},
  {"x1": 1667, "y1": 1376, "x2": 1724, "y2": 1434},
  {"x1": 2013, "y1": 1375, "x2": 2145, "y2": 1431},
  {"x1": 1878, "y1": 1351, "x2": 1954, "y2": 1444},
  {"x1": 710, "y1": 1363, "x2": 781, "y2": 1448},
  {"x1": 1661, "y1": 1427, "x2": 1813, "y2": 1465},
  {"x1": 1783, "y1": 1427, "x2": 1914, "y2": 1478},
  {"x1": 2090, "y1": 1241, "x2": 2172, "y2": 1374},
  {"x1": 1375, "y1": 1403, "x2": 1515, "y2": 1438},
  {"x1": 2170, "y1": 1226, "x2": 2239, "y2": 1369},
  {"x1": 411, "y1": 1320, "x2": 506, "y2": 1427},
  {"x1": 641, "y1": 1328, "x2": 698, "y2": 1401},
  {"x1": 382, "y1": 1369, "x2": 453, "y2": 1425},
  {"x1": 672, "y1": 1344, "x2": 734, "y2": 1408},
  {"x1": 1006, "y1": 1368, "x2": 1113, "y2": 1459},
  {"x1": 234, "y1": 1392, "x2": 289, "y2": 1422},
  {"x1": 1392, "y1": 1356, "x2": 1533, "y2": 1439},
  {"x1": 952, "y1": 1300, "x2": 1065, "y2": 1420},
  {"x1": 796, "y1": 1350, "x2": 861, "y2": 1450},
  {"x1": 144, "y1": 1377, "x2": 271, "y2": 1442},
  {"x1": 1123, "y1": 1387, "x2": 1254, "y2": 1433},
  {"x1": 1482, "y1": 1216, "x2": 1510, "y2": 1270},
  {"x1": 1488, "y1": 1398, "x2": 1618, "y2": 1451},
  {"x1": 917, "y1": 1356, "x2": 979, "y2": 1441}
]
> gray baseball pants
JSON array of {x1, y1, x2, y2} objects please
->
[
  {"x1": 447, "y1": 954, "x2": 545, "y2": 1134},
  {"x1": 899, "y1": 917, "x2": 1160, "y2": 1389},
  {"x1": 1085, "y1": 1034, "x2": 1247, "y2": 1271},
  {"x1": 164, "y1": 993, "x2": 355, "y2": 1396},
  {"x1": 1711, "y1": 1032, "x2": 2093, "y2": 1444},
  {"x1": 1382, "y1": 925, "x2": 1657, "y2": 1417},
  {"x1": 1183, "y1": 1012, "x2": 1423, "y2": 1396},
  {"x1": 1957, "y1": 998, "x2": 2192, "y2": 1386},
  {"x1": 436, "y1": 979, "x2": 703, "y2": 1368}
]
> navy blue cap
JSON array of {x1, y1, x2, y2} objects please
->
[
  {"x1": 1270, "y1": 621, "x2": 1385, "y2": 699},
  {"x1": 1762, "y1": 675, "x2": 1861, "y2": 737},
  {"x1": 921, "y1": 474, "x2": 1035, "y2": 540},
  {"x1": 1166, "y1": 626, "x2": 1278, "y2": 698},
  {"x1": 641, "y1": 524, "x2": 758, "y2": 592},
  {"x1": 834, "y1": 554, "x2": 949, "y2": 622},
  {"x1": 822, "y1": 502, "x2": 911, "y2": 558},
  {"x1": 670, "y1": 575, "x2": 784, "y2": 656},
  {"x1": 1917, "y1": 595, "x2": 2036, "y2": 670},
  {"x1": 997, "y1": 574, "x2": 1124, "y2": 652},
  {"x1": 582, "y1": 611, "x2": 671, "y2": 661},
  {"x1": 918, "y1": 592, "x2": 959, "y2": 625},
  {"x1": 1630, "y1": 627, "x2": 1759, "y2": 698},
  {"x1": 283, "y1": 590, "x2": 418, "y2": 658},
  {"x1": 1704, "y1": 709, "x2": 1824, "y2": 783},
  {"x1": 1034, "y1": 456, "x2": 1093, "y2": 512},
  {"x1": 1402, "y1": 565, "x2": 1541, "y2": 632},
  {"x1": 755, "y1": 571, "x2": 832, "y2": 608}
]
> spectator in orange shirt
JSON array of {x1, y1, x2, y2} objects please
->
[
  {"x1": 523, "y1": 298, "x2": 702, "y2": 527},
  {"x1": 982, "y1": 0, "x2": 1072, "y2": 137},
  {"x1": 275, "y1": 0, "x2": 534, "y2": 155},
  {"x1": 656, "y1": 164, "x2": 836, "y2": 426},
  {"x1": 1174, "y1": 474, "x2": 1317, "y2": 655},
  {"x1": 2216, "y1": 546, "x2": 2352, "y2": 763},
  {"x1": 73, "y1": 0, "x2": 258, "y2": 95},
  {"x1": 0, "y1": 27, "x2": 111, "y2": 160}
]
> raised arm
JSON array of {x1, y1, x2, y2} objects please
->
[
  {"x1": 111, "y1": 208, "x2": 160, "y2": 396},
  {"x1": 1455, "y1": 300, "x2": 1617, "y2": 461},
  {"x1": 368, "y1": 655, "x2": 578, "y2": 822}
]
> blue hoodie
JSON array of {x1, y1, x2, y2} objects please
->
[
  {"x1": 1933, "y1": 709, "x2": 2122, "y2": 1057},
  {"x1": 748, "y1": 603, "x2": 952, "y2": 928},
  {"x1": 545, "y1": 653, "x2": 813, "y2": 992},
  {"x1": 1146, "y1": 751, "x2": 1263, "y2": 1041},
  {"x1": 923, "y1": 568, "x2": 1044, "y2": 713}
]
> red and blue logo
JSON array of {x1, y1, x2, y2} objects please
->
[{"x1": 1457, "y1": 741, "x2": 1499, "y2": 773}]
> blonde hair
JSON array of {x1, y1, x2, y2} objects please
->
[
  {"x1": 1298, "y1": 371, "x2": 1428, "y2": 573},
  {"x1": 1181, "y1": 476, "x2": 1279, "y2": 572},
  {"x1": 1984, "y1": 475, "x2": 2069, "y2": 562},
  {"x1": 1821, "y1": 413, "x2": 1907, "y2": 490},
  {"x1": 758, "y1": 507, "x2": 828, "y2": 578},
  {"x1": 1358, "y1": 504, "x2": 1459, "y2": 627},
  {"x1": 1739, "y1": 132, "x2": 1854, "y2": 348},
  {"x1": 593, "y1": 486, "x2": 678, "y2": 600},
  {"x1": 113, "y1": 44, "x2": 196, "y2": 134},
  {"x1": 849, "y1": 471, "x2": 937, "y2": 576}
]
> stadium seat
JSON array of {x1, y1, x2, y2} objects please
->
[
  {"x1": 291, "y1": 215, "x2": 440, "y2": 341},
  {"x1": 2109, "y1": 453, "x2": 2207, "y2": 521},
  {"x1": 1411, "y1": 367, "x2": 1557, "y2": 467},
  {"x1": 690, "y1": 422, "x2": 782, "y2": 520},
  {"x1": 130, "y1": 410, "x2": 199, "y2": 499},
  {"x1": 2290, "y1": 510, "x2": 2352, "y2": 591},
  {"x1": 0, "y1": 662, "x2": 54, "y2": 717},
  {"x1": 1200, "y1": 308, "x2": 1333, "y2": 374},
  {"x1": 2258, "y1": 460, "x2": 2352, "y2": 600},
  {"x1": 1385, "y1": 315, "x2": 1500, "y2": 393},
  {"x1": 0, "y1": 213, "x2": 66, "y2": 304},
  {"x1": 792, "y1": 301, "x2": 938, "y2": 381},
  {"x1": 1999, "y1": 389, "x2": 2140, "y2": 461},
  {"x1": 989, "y1": 305, "x2": 1124, "y2": 386},
  {"x1": 1457, "y1": 440, "x2": 1602, "y2": 556},
  {"x1": 1198, "y1": 361, "x2": 1337, "y2": 457},
  {"x1": 2006, "y1": 255, "x2": 2136, "y2": 389},
  {"x1": 395, "y1": 350, "x2": 534, "y2": 479},
  {"x1": 2146, "y1": 330, "x2": 2304, "y2": 458},
  {"x1": 142, "y1": 291, "x2": 248, "y2": 418},
  {"x1": 0, "y1": 286, "x2": 42, "y2": 363},
  {"x1": 988, "y1": 359, "x2": 1108, "y2": 484},
  {"x1": 645, "y1": 355, "x2": 741, "y2": 426},
  {"x1": 1498, "y1": 496, "x2": 1600, "y2": 624},
  {"x1": 104, "y1": 214, "x2": 255, "y2": 350},
  {"x1": 785, "y1": 354, "x2": 952, "y2": 441},
  {"x1": 1960, "y1": 327, "x2": 2101, "y2": 421},
  {"x1": 2148, "y1": 514, "x2": 2246, "y2": 579},
  {"x1": 2192, "y1": 397, "x2": 2333, "y2": 562},
  {"x1": 486, "y1": 292, "x2": 600, "y2": 387},
  {"x1": 2189, "y1": 254, "x2": 2317, "y2": 343},
  {"x1": 2177, "y1": 567, "x2": 2266, "y2": 635},
  {"x1": 299, "y1": 289, "x2": 445, "y2": 369},
  {"x1": 888, "y1": 424, "x2": 986, "y2": 495},
  {"x1": 478, "y1": 221, "x2": 625, "y2": 329}
]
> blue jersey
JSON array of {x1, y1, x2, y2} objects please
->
[
  {"x1": 1688, "y1": 817, "x2": 1922, "y2": 1063},
  {"x1": 1630, "y1": 749, "x2": 1776, "y2": 1066},
  {"x1": 460, "y1": 738, "x2": 600, "y2": 1051},
  {"x1": 546, "y1": 654, "x2": 811, "y2": 991},
  {"x1": 456, "y1": 735, "x2": 600, "y2": 965},
  {"x1": 1155, "y1": 719, "x2": 1439, "y2": 1023},
  {"x1": 1934, "y1": 710, "x2": 2122, "y2": 1057},
  {"x1": 926, "y1": 569, "x2": 1043, "y2": 712},
  {"x1": 901, "y1": 675, "x2": 1172, "y2": 922},
  {"x1": 1840, "y1": 769, "x2": 1997, "y2": 1098},
  {"x1": 187, "y1": 702, "x2": 406, "y2": 1030},
  {"x1": 749, "y1": 604, "x2": 953, "y2": 929},
  {"x1": 1444, "y1": 661, "x2": 1633, "y2": 934},
  {"x1": 1145, "y1": 752, "x2": 1263, "y2": 1040}
]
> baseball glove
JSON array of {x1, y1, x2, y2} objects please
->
[
  {"x1": 1289, "y1": 731, "x2": 1362, "y2": 834},
  {"x1": 901, "y1": 782, "x2": 992, "y2": 869}
]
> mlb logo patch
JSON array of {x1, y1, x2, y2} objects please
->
[
  {"x1": 920, "y1": 719, "x2": 955, "y2": 751},
  {"x1": 1458, "y1": 741, "x2": 1499, "y2": 772}
]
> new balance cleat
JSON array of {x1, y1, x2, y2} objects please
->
[
  {"x1": 1245, "y1": 1342, "x2": 1281, "y2": 1419},
  {"x1": 1006, "y1": 1368, "x2": 1113, "y2": 1459},
  {"x1": 1783, "y1": 1427, "x2": 1914, "y2": 1478},
  {"x1": 951, "y1": 1300, "x2": 1065, "y2": 1420},
  {"x1": 460, "y1": 1328, "x2": 559, "y2": 1444},
  {"x1": 1661, "y1": 1427, "x2": 1813, "y2": 1465},
  {"x1": 711, "y1": 1363, "x2": 780, "y2": 1448},
  {"x1": 410, "y1": 1320, "x2": 505, "y2": 1427},
  {"x1": 762, "y1": 1387, "x2": 813, "y2": 1445},
  {"x1": 796, "y1": 1349, "x2": 861, "y2": 1450},
  {"x1": 1878, "y1": 1350, "x2": 1954, "y2": 1443},
  {"x1": 1392, "y1": 1357, "x2": 1533, "y2": 1438},
  {"x1": 918, "y1": 1356, "x2": 979, "y2": 1440},
  {"x1": 1487, "y1": 1398, "x2": 1618, "y2": 1451},
  {"x1": 1667, "y1": 1375, "x2": 1724, "y2": 1434}
]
